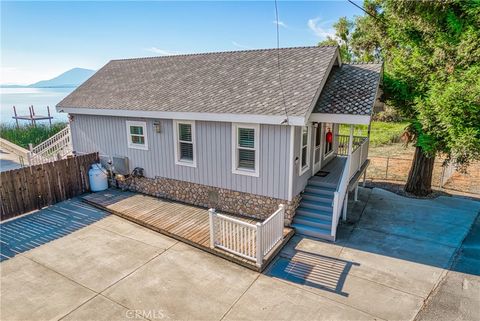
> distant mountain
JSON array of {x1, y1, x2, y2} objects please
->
[
  {"x1": 28, "y1": 68, "x2": 95, "y2": 88},
  {"x1": 0, "y1": 68, "x2": 96, "y2": 88}
]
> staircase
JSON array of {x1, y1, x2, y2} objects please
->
[
  {"x1": 29, "y1": 125, "x2": 73, "y2": 165},
  {"x1": 292, "y1": 177, "x2": 336, "y2": 241}
]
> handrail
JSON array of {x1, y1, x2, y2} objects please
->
[
  {"x1": 331, "y1": 157, "x2": 350, "y2": 239},
  {"x1": 336, "y1": 135, "x2": 366, "y2": 156},
  {"x1": 331, "y1": 136, "x2": 369, "y2": 240},
  {"x1": 209, "y1": 204, "x2": 285, "y2": 267},
  {"x1": 32, "y1": 126, "x2": 70, "y2": 154},
  {"x1": 29, "y1": 125, "x2": 72, "y2": 165}
]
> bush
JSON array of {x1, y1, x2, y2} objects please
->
[
  {"x1": 0, "y1": 122, "x2": 68, "y2": 149},
  {"x1": 372, "y1": 105, "x2": 404, "y2": 122}
]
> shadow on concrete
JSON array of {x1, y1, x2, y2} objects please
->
[
  {"x1": 338, "y1": 187, "x2": 480, "y2": 276},
  {"x1": 266, "y1": 248, "x2": 358, "y2": 297},
  {"x1": 0, "y1": 198, "x2": 109, "y2": 262}
]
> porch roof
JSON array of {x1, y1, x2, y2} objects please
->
[{"x1": 310, "y1": 63, "x2": 383, "y2": 124}]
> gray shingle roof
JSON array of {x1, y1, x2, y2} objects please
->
[
  {"x1": 57, "y1": 46, "x2": 338, "y2": 118},
  {"x1": 313, "y1": 63, "x2": 382, "y2": 116}
]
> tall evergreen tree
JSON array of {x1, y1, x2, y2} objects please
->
[{"x1": 324, "y1": 0, "x2": 480, "y2": 195}]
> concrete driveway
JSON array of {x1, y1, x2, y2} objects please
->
[{"x1": 1, "y1": 187, "x2": 479, "y2": 321}]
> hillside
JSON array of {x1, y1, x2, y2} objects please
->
[{"x1": 28, "y1": 68, "x2": 95, "y2": 88}]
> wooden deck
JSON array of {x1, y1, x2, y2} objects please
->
[
  {"x1": 315, "y1": 156, "x2": 369, "y2": 189},
  {"x1": 82, "y1": 189, "x2": 294, "y2": 271},
  {"x1": 315, "y1": 156, "x2": 347, "y2": 187}
]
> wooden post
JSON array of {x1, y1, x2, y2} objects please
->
[
  {"x1": 29, "y1": 106, "x2": 34, "y2": 126},
  {"x1": 256, "y1": 222, "x2": 263, "y2": 267},
  {"x1": 385, "y1": 157, "x2": 390, "y2": 179},
  {"x1": 13, "y1": 106, "x2": 19, "y2": 128},
  {"x1": 208, "y1": 208, "x2": 216, "y2": 249},
  {"x1": 47, "y1": 106, "x2": 52, "y2": 127},
  {"x1": 354, "y1": 183, "x2": 359, "y2": 201},
  {"x1": 362, "y1": 171, "x2": 367, "y2": 187}
]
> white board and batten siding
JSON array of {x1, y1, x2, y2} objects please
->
[{"x1": 70, "y1": 114, "x2": 291, "y2": 200}]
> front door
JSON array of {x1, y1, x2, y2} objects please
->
[{"x1": 313, "y1": 123, "x2": 322, "y2": 173}]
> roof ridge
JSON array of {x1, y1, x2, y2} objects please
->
[
  {"x1": 110, "y1": 45, "x2": 339, "y2": 62},
  {"x1": 344, "y1": 61, "x2": 383, "y2": 65}
]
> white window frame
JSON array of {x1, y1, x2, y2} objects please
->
[
  {"x1": 173, "y1": 120, "x2": 196, "y2": 167},
  {"x1": 232, "y1": 123, "x2": 260, "y2": 177},
  {"x1": 299, "y1": 124, "x2": 311, "y2": 175},
  {"x1": 126, "y1": 120, "x2": 148, "y2": 150}
]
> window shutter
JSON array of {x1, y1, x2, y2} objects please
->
[
  {"x1": 179, "y1": 124, "x2": 192, "y2": 142},
  {"x1": 180, "y1": 142, "x2": 193, "y2": 161},
  {"x1": 130, "y1": 126, "x2": 143, "y2": 135},
  {"x1": 238, "y1": 128, "x2": 255, "y2": 148},
  {"x1": 238, "y1": 149, "x2": 255, "y2": 169}
]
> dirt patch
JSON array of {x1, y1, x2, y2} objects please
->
[{"x1": 367, "y1": 143, "x2": 480, "y2": 196}]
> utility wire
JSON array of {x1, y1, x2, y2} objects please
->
[
  {"x1": 347, "y1": 0, "x2": 380, "y2": 21},
  {"x1": 274, "y1": 0, "x2": 289, "y2": 124}
]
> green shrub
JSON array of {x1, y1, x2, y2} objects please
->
[{"x1": 0, "y1": 122, "x2": 67, "y2": 149}]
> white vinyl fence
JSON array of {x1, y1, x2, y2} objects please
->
[{"x1": 209, "y1": 204, "x2": 285, "y2": 266}]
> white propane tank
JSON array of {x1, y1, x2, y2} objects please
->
[{"x1": 88, "y1": 163, "x2": 108, "y2": 192}]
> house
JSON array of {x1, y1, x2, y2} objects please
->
[{"x1": 57, "y1": 46, "x2": 382, "y2": 241}]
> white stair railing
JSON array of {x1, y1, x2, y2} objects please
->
[
  {"x1": 209, "y1": 204, "x2": 285, "y2": 267},
  {"x1": 28, "y1": 125, "x2": 72, "y2": 165},
  {"x1": 331, "y1": 136, "x2": 369, "y2": 240},
  {"x1": 331, "y1": 159, "x2": 350, "y2": 240}
]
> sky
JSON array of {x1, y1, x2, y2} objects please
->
[{"x1": 1, "y1": 1, "x2": 364, "y2": 85}]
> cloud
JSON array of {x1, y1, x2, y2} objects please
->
[
  {"x1": 232, "y1": 41, "x2": 252, "y2": 50},
  {"x1": 145, "y1": 47, "x2": 177, "y2": 55},
  {"x1": 273, "y1": 20, "x2": 287, "y2": 28},
  {"x1": 307, "y1": 17, "x2": 336, "y2": 40}
]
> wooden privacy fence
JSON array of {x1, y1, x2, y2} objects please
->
[{"x1": 0, "y1": 152, "x2": 99, "y2": 221}]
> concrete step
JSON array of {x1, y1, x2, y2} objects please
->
[
  {"x1": 291, "y1": 223, "x2": 334, "y2": 241},
  {"x1": 293, "y1": 215, "x2": 332, "y2": 230},
  {"x1": 296, "y1": 207, "x2": 332, "y2": 221},
  {"x1": 305, "y1": 185, "x2": 335, "y2": 196},
  {"x1": 300, "y1": 199, "x2": 332, "y2": 212},
  {"x1": 302, "y1": 192, "x2": 333, "y2": 204},
  {"x1": 308, "y1": 178, "x2": 337, "y2": 189}
]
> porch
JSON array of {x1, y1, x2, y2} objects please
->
[
  {"x1": 83, "y1": 189, "x2": 294, "y2": 271},
  {"x1": 292, "y1": 132, "x2": 370, "y2": 241}
]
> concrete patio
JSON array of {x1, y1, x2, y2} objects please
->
[{"x1": 1, "y1": 187, "x2": 479, "y2": 321}]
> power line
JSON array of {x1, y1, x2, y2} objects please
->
[
  {"x1": 274, "y1": 0, "x2": 289, "y2": 124},
  {"x1": 347, "y1": 0, "x2": 380, "y2": 21}
]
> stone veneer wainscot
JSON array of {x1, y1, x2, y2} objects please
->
[{"x1": 112, "y1": 176, "x2": 301, "y2": 225}]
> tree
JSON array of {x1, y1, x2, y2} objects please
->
[
  {"x1": 327, "y1": 0, "x2": 480, "y2": 196},
  {"x1": 319, "y1": 17, "x2": 354, "y2": 62},
  {"x1": 377, "y1": 0, "x2": 479, "y2": 195}
]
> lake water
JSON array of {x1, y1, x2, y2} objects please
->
[{"x1": 0, "y1": 87, "x2": 73, "y2": 124}]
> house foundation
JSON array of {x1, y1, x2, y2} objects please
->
[{"x1": 112, "y1": 176, "x2": 301, "y2": 225}]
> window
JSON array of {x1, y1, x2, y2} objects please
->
[
  {"x1": 299, "y1": 125, "x2": 311, "y2": 175},
  {"x1": 173, "y1": 120, "x2": 196, "y2": 167},
  {"x1": 126, "y1": 121, "x2": 148, "y2": 150},
  {"x1": 232, "y1": 123, "x2": 259, "y2": 177}
]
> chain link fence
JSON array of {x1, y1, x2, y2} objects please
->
[{"x1": 366, "y1": 156, "x2": 480, "y2": 195}]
